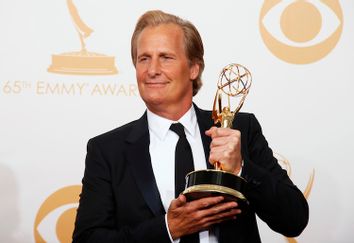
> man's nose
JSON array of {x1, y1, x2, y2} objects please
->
[{"x1": 147, "y1": 58, "x2": 161, "y2": 77}]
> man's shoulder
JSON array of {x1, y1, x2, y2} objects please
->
[{"x1": 89, "y1": 113, "x2": 147, "y2": 145}]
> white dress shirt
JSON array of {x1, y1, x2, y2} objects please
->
[{"x1": 147, "y1": 105, "x2": 217, "y2": 243}]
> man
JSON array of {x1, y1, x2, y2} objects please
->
[{"x1": 73, "y1": 10, "x2": 309, "y2": 243}]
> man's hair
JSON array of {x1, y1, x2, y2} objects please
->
[{"x1": 131, "y1": 10, "x2": 205, "y2": 96}]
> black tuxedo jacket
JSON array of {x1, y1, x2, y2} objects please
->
[{"x1": 73, "y1": 105, "x2": 308, "y2": 243}]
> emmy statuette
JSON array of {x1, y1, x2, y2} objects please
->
[
  {"x1": 48, "y1": 0, "x2": 117, "y2": 75},
  {"x1": 183, "y1": 63, "x2": 252, "y2": 208}
]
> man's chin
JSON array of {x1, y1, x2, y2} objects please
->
[{"x1": 142, "y1": 96, "x2": 165, "y2": 107}]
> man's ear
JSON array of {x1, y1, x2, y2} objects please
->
[{"x1": 189, "y1": 63, "x2": 200, "y2": 80}]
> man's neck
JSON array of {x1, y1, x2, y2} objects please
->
[{"x1": 146, "y1": 102, "x2": 193, "y2": 121}]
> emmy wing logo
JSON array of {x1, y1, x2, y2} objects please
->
[
  {"x1": 48, "y1": 0, "x2": 118, "y2": 75},
  {"x1": 259, "y1": 0, "x2": 343, "y2": 64}
]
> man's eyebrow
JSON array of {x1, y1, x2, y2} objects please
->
[
  {"x1": 159, "y1": 51, "x2": 176, "y2": 57},
  {"x1": 137, "y1": 53, "x2": 150, "y2": 59}
]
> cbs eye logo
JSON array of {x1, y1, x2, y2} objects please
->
[
  {"x1": 259, "y1": 0, "x2": 343, "y2": 64},
  {"x1": 34, "y1": 185, "x2": 81, "y2": 243}
]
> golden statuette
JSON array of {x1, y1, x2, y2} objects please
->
[
  {"x1": 212, "y1": 63, "x2": 252, "y2": 169},
  {"x1": 183, "y1": 63, "x2": 252, "y2": 206}
]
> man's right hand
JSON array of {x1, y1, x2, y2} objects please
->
[{"x1": 167, "y1": 194, "x2": 241, "y2": 239}]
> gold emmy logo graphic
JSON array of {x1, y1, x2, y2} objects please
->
[
  {"x1": 275, "y1": 153, "x2": 315, "y2": 243},
  {"x1": 48, "y1": 0, "x2": 118, "y2": 75},
  {"x1": 34, "y1": 185, "x2": 82, "y2": 243},
  {"x1": 259, "y1": 0, "x2": 343, "y2": 64}
]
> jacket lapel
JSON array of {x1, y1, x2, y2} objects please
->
[
  {"x1": 125, "y1": 112, "x2": 165, "y2": 216},
  {"x1": 194, "y1": 104, "x2": 214, "y2": 169},
  {"x1": 124, "y1": 106, "x2": 215, "y2": 216}
]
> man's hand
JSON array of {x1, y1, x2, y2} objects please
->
[
  {"x1": 205, "y1": 127, "x2": 243, "y2": 175},
  {"x1": 167, "y1": 194, "x2": 241, "y2": 239}
]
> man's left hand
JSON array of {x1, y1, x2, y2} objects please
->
[{"x1": 205, "y1": 127, "x2": 242, "y2": 175}]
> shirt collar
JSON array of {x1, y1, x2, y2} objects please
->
[{"x1": 147, "y1": 105, "x2": 198, "y2": 140}]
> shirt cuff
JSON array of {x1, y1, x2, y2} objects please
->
[
  {"x1": 165, "y1": 213, "x2": 179, "y2": 243},
  {"x1": 237, "y1": 159, "x2": 244, "y2": 176}
]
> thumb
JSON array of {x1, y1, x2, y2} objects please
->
[
  {"x1": 205, "y1": 126, "x2": 217, "y2": 137},
  {"x1": 170, "y1": 194, "x2": 187, "y2": 210}
]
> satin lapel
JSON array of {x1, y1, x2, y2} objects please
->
[
  {"x1": 194, "y1": 104, "x2": 214, "y2": 169},
  {"x1": 125, "y1": 112, "x2": 165, "y2": 216}
]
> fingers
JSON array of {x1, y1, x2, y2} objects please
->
[
  {"x1": 172, "y1": 195, "x2": 225, "y2": 211},
  {"x1": 167, "y1": 196, "x2": 225, "y2": 238},
  {"x1": 203, "y1": 208, "x2": 241, "y2": 227},
  {"x1": 209, "y1": 152, "x2": 242, "y2": 174},
  {"x1": 204, "y1": 206, "x2": 241, "y2": 222},
  {"x1": 188, "y1": 196, "x2": 224, "y2": 210},
  {"x1": 167, "y1": 196, "x2": 242, "y2": 239},
  {"x1": 206, "y1": 127, "x2": 240, "y2": 139},
  {"x1": 186, "y1": 197, "x2": 240, "y2": 223},
  {"x1": 199, "y1": 201, "x2": 239, "y2": 218},
  {"x1": 205, "y1": 127, "x2": 242, "y2": 174},
  {"x1": 210, "y1": 132, "x2": 240, "y2": 148},
  {"x1": 209, "y1": 140, "x2": 238, "y2": 158},
  {"x1": 206, "y1": 128, "x2": 241, "y2": 152},
  {"x1": 189, "y1": 199, "x2": 241, "y2": 231}
]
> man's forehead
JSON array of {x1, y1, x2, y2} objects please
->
[
  {"x1": 140, "y1": 23, "x2": 183, "y2": 38},
  {"x1": 136, "y1": 23, "x2": 186, "y2": 52}
]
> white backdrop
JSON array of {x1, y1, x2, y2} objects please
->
[{"x1": 0, "y1": 0, "x2": 353, "y2": 242}]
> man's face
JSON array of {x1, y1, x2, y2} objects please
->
[{"x1": 135, "y1": 23, "x2": 199, "y2": 118}]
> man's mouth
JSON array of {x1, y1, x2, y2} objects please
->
[{"x1": 145, "y1": 81, "x2": 169, "y2": 86}]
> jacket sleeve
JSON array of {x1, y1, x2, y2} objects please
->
[
  {"x1": 72, "y1": 138, "x2": 171, "y2": 243},
  {"x1": 241, "y1": 114, "x2": 309, "y2": 237}
]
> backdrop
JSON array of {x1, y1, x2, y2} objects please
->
[{"x1": 0, "y1": 0, "x2": 353, "y2": 242}]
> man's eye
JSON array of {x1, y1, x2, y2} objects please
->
[
  {"x1": 138, "y1": 57, "x2": 148, "y2": 62},
  {"x1": 162, "y1": 56, "x2": 173, "y2": 60}
]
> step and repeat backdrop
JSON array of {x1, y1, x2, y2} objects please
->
[{"x1": 0, "y1": 0, "x2": 353, "y2": 242}]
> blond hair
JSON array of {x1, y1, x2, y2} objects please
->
[{"x1": 131, "y1": 10, "x2": 205, "y2": 96}]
